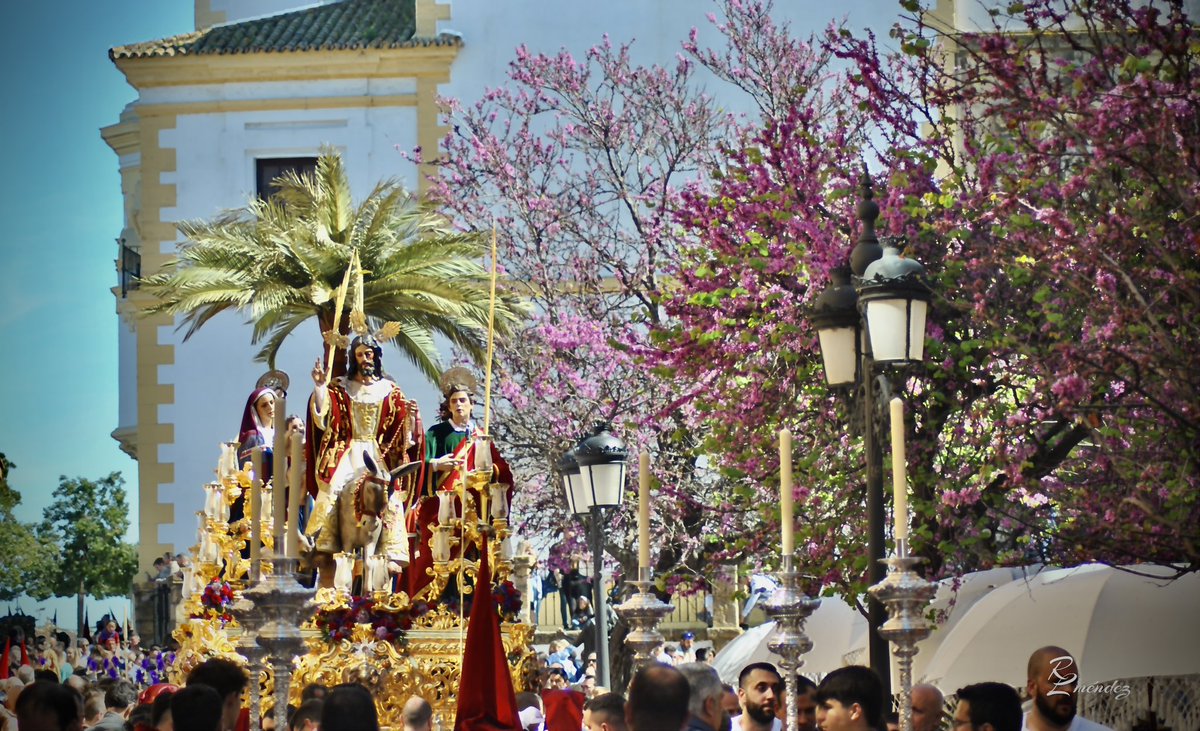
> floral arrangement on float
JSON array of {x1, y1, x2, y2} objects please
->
[
  {"x1": 193, "y1": 579, "x2": 235, "y2": 624},
  {"x1": 492, "y1": 580, "x2": 522, "y2": 621},
  {"x1": 313, "y1": 596, "x2": 432, "y2": 646}
]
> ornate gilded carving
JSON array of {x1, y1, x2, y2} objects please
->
[
  {"x1": 173, "y1": 446, "x2": 535, "y2": 728},
  {"x1": 290, "y1": 623, "x2": 534, "y2": 729},
  {"x1": 168, "y1": 617, "x2": 242, "y2": 684}
]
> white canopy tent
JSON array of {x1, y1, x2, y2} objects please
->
[
  {"x1": 921, "y1": 563, "x2": 1200, "y2": 690},
  {"x1": 711, "y1": 595, "x2": 866, "y2": 684},
  {"x1": 711, "y1": 567, "x2": 1028, "y2": 686}
]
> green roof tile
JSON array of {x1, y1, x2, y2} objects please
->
[{"x1": 110, "y1": 0, "x2": 456, "y2": 60}]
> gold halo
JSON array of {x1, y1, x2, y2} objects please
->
[
  {"x1": 438, "y1": 366, "x2": 478, "y2": 396},
  {"x1": 256, "y1": 369, "x2": 290, "y2": 395}
]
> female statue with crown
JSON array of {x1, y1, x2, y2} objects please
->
[{"x1": 228, "y1": 371, "x2": 288, "y2": 526}]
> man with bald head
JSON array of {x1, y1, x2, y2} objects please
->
[
  {"x1": 626, "y1": 663, "x2": 690, "y2": 731},
  {"x1": 400, "y1": 696, "x2": 432, "y2": 731},
  {"x1": 911, "y1": 684, "x2": 944, "y2": 731},
  {"x1": 1022, "y1": 647, "x2": 1112, "y2": 731}
]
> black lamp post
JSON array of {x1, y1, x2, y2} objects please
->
[
  {"x1": 558, "y1": 444, "x2": 589, "y2": 519},
  {"x1": 561, "y1": 422, "x2": 628, "y2": 691},
  {"x1": 810, "y1": 175, "x2": 931, "y2": 701}
]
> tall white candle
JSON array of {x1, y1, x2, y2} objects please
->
[
  {"x1": 889, "y1": 397, "x2": 909, "y2": 542},
  {"x1": 218, "y1": 443, "x2": 235, "y2": 481},
  {"x1": 204, "y1": 484, "x2": 217, "y2": 518},
  {"x1": 286, "y1": 432, "x2": 304, "y2": 558},
  {"x1": 638, "y1": 451, "x2": 651, "y2": 570},
  {"x1": 250, "y1": 448, "x2": 263, "y2": 572},
  {"x1": 780, "y1": 429, "x2": 794, "y2": 555},
  {"x1": 215, "y1": 488, "x2": 229, "y2": 523},
  {"x1": 272, "y1": 394, "x2": 287, "y2": 549}
]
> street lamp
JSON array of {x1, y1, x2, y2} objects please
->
[
  {"x1": 558, "y1": 444, "x2": 590, "y2": 518},
  {"x1": 562, "y1": 422, "x2": 628, "y2": 691},
  {"x1": 810, "y1": 174, "x2": 930, "y2": 701}
]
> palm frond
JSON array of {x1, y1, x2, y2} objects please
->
[
  {"x1": 138, "y1": 148, "x2": 529, "y2": 379},
  {"x1": 385, "y1": 320, "x2": 444, "y2": 383},
  {"x1": 254, "y1": 308, "x2": 319, "y2": 368}
]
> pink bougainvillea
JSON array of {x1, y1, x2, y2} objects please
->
[{"x1": 416, "y1": 0, "x2": 1199, "y2": 604}]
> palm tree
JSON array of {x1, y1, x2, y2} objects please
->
[{"x1": 140, "y1": 150, "x2": 525, "y2": 381}]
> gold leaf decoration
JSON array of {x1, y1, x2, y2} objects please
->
[
  {"x1": 374, "y1": 321, "x2": 403, "y2": 342},
  {"x1": 349, "y1": 309, "x2": 368, "y2": 335}
]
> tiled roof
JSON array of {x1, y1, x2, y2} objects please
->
[{"x1": 110, "y1": 0, "x2": 456, "y2": 60}]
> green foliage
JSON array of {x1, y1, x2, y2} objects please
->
[
  {"x1": 0, "y1": 452, "x2": 17, "y2": 513},
  {"x1": 0, "y1": 454, "x2": 58, "y2": 601},
  {"x1": 39, "y1": 473, "x2": 138, "y2": 602}
]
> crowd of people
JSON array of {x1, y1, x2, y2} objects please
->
[
  {"x1": 147, "y1": 554, "x2": 191, "y2": 586},
  {"x1": 0, "y1": 621, "x2": 1112, "y2": 731},
  {"x1": 3, "y1": 623, "x2": 177, "y2": 690},
  {"x1": 504, "y1": 641, "x2": 1114, "y2": 731},
  {"x1": 565, "y1": 644, "x2": 1112, "y2": 731},
  {"x1": 0, "y1": 657, "x2": 435, "y2": 731}
]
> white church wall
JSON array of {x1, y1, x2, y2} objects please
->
[
  {"x1": 117, "y1": 311, "x2": 138, "y2": 438},
  {"x1": 138, "y1": 77, "x2": 418, "y2": 107}
]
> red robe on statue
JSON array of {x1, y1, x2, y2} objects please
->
[
  {"x1": 403, "y1": 427, "x2": 512, "y2": 598},
  {"x1": 304, "y1": 376, "x2": 425, "y2": 564}
]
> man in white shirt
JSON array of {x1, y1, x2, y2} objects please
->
[
  {"x1": 1020, "y1": 647, "x2": 1113, "y2": 731},
  {"x1": 731, "y1": 662, "x2": 783, "y2": 731}
]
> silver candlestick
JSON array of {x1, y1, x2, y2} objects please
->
[
  {"x1": 245, "y1": 556, "x2": 317, "y2": 731},
  {"x1": 227, "y1": 593, "x2": 268, "y2": 731},
  {"x1": 868, "y1": 539, "x2": 936, "y2": 731},
  {"x1": 614, "y1": 567, "x2": 674, "y2": 667},
  {"x1": 761, "y1": 553, "x2": 821, "y2": 731}
]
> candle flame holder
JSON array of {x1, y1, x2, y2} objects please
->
[
  {"x1": 614, "y1": 567, "x2": 674, "y2": 667},
  {"x1": 226, "y1": 587, "x2": 268, "y2": 731},
  {"x1": 761, "y1": 553, "x2": 821, "y2": 731},
  {"x1": 244, "y1": 556, "x2": 317, "y2": 731},
  {"x1": 867, "y1": 539, "x2": 936, "y2": 731}
]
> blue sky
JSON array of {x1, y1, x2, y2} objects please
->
[{"x1": 0, "y1": 0, "x2": 191, "y2": 619}]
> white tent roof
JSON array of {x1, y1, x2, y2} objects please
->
[{"x1": 922, "y1": 564, "x2": 1200, "y2": 689}]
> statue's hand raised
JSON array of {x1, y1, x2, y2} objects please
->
[{"x1": 311, "y1": 358, "x2": 326, "y2": 387}]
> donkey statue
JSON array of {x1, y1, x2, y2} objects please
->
[{"x1": 310, "y1": 453, "x2": 418, "y2": 591}]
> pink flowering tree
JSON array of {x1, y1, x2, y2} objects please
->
[
  {"x1": 659, "y1": 0, "x2": 1199, "y2": 596},
  {"x1": 420, "y1": 0, "x2": 1198, "y2": 619},
  {"x1": 423, "y1": 32, "x2": 749, "y2": 586},
  {"x1": 885, "y1": 0, "x2": 1200, "y2": 575}
]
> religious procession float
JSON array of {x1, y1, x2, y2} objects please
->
[{"x1": 168, "y1": 253, "x2": 536, "y2": 729}]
